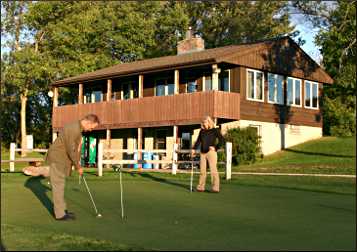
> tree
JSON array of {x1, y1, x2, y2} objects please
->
[
  {"x1": 1, "y1": 1, "x2": 32, "y2": 155},
  {"x1": 313, "y1": 1, "x2": 355, "y2": 136},
  {"x1": 186, "y1": 1, "x2": 295, "y2": 48}
]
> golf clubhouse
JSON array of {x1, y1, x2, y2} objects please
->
[{"x1": 50, "y1": 31, "x2": 333, "y2": 168}]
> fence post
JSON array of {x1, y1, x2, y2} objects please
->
[
  {"x1": 10, "y1": 143, "x2": 16, "y2": 172},
  {"x1": 97, "y1": 142, "x2": 103, "y2": 177},
  {"x1": 172, "y1": 143, "x2": 178, "y2": 175},
  {"x1": 225, "y1": 142, "x2": 232, "y2": 180}
]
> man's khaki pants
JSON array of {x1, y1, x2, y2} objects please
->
[
  {"x1": 49, "y1": 162, "x2": 67, "y2": 219},
  {"x1": 197, "y1": 150, "x2": 220, "y2": 192}
]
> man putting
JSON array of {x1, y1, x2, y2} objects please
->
[{"x1": 46, "y1": 114, "x2": 100, "y2": 221}]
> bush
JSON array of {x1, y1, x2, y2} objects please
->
[{"x1": 224, "y1": 127, "x2": 261, "y2": 166}]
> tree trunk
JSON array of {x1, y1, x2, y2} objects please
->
[{"x1": 20, "y1": 90, "x2": 28, "y2": 157}]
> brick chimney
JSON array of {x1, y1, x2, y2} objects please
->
[{"x1": 177, "y1": 27, "x2": 205, "y2": 55}]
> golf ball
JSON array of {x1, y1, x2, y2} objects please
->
[{"x1": 97, "y1": 214, "x2": 102, "y2": 217}]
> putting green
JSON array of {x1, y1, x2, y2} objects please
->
[{"x1": 1, "y1": 172, "x2": 356, "y2": 251}]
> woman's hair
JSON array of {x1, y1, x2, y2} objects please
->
[
  {"x1": 201, "y1": 116, "x2": 215, "y2": 129},
  {"x1": 82, "y1": 114, "x2": 100, "y2": 124}
]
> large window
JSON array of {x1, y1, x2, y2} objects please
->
[
  {"x1": 287, "y1": 77, "x2": 301, "y2": 106},
  {"x1": 219, "y1": 70, "x2": 230, "y2": 92},
  {"x1": 268, "y1": 73, "x2": 284, "y2": 104},
  {"x1": 305, "y1": 81, "x2": 319, "y2": 109},
  {"x1": 247, "y1": 69, "x2": 264, "y2": 101},
  {"x1": 155, "y1": 78, "x2": 175, "y2": 96}
]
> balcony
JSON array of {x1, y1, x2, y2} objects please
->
[{"x1": 52, "y1": 91, "x2": 240, "y2": 130}]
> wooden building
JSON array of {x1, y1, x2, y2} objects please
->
[{"x1": 50, "y1": 31, "x2": 333, "y2": 166}]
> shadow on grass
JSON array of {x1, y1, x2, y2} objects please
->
[
  {"x1": 284, "y1": 148, "x2": 355, "y2": 158},
  {"x1": 24, "y1": 176, "x2": 53, "y2": 217},
  {"x1": 1, "y1": 238, "x2": 6, "y2": 251},
  {"x1": 137, "y1": 172, "x2": 189, "y2": 191}
]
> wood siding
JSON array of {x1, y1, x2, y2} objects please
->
[
  {"x1": 53, "y1": 91, "x2": 240, "y2": 130},
  {"x1": 239, "y1": 66, "x2": 322, "y2": 127}
]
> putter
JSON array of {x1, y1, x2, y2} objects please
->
[
  {"x1": 82, "y1": 175, "x2": 102, "y2": 218},
  {"x1": 118, "y1": 166, "x2": 125, "y2": 219},
  {"x1": 190, "y1": 156, "x2": 194, "y2": 193}
]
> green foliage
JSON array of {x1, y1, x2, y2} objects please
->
[
  {"x1": 186, "y1": 1, "x2": 295, "y2": 48},
  {"x1": 224, "y1": 127, "x2": 262, "y2": 166},
  {"x1": 314, "y1": 1, "x2": 356, "y2": 136}
]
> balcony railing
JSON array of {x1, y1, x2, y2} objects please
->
[{"x1": 52, "y1": 91, "x2": 240, "y2": 130}]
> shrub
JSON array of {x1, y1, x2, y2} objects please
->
[{"x1": 224, "y1": 127, "x2": 261, "y2": 166}]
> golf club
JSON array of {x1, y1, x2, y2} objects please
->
[
  {"x1": 190, "y1": 156, "x2": 194, "y2": 193},
  {"x1": 82, "y1": 175, "x2": 102, "y2": 218},
  {"x1": 118, "y1": 165, "x2": 125, "y2": 219}
]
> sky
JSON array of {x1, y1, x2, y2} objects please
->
[{"x1": 290, "y1": 14, "x2": 322, "y2": 64}]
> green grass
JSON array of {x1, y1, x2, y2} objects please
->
[
  {"x1": 1, "y1": 171, "x2": 356, "y2": 251},
  {"x1": 234, "y1": 137, "x2": 356, "y2": 174}
]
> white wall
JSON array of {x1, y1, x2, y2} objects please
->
[{"x1": 221, "y1": 120, "x2": 322, "y2": 155}]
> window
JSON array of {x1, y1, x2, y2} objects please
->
[
  {"x1": 155, "y1": 78, "x2": 175, "y2": 96},
  {"x1": 155, "y1": 80, "x2": 166, "y2": 96},
  {"x1": 268, "y1": 73, "x2": 284, "y2": 104},
  {"x1": 155, "y1": 129, "x2": 167, "y2": 149},
  {"x1": 167, "y1": 83, "x2": 175, "y2": 95},
  {"x1": 247, "y1": 69, "x2": 264, "y2": 101},
  {"x1": 204, "y1": 75, "x2": 212, "y2": 91},
  {"x1": 305, "y1": 81, "x2": 319, "y2": 109},
  {"x1": 84, "y1": 88, "x2": 103, "y2": 104},
  {"x1": 219, "y1": 70, "x2": 230, "y2": 92},
  {"x1": 187, "y1": 80, "x2": 197, "y2": 93},
  {"x1": 287, "y1": 77, "x2": 302, "y2": 107}
]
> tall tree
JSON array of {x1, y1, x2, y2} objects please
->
[
  {"x1": 186, "y1": 1, "x2": 295, "y2": 48},
  {"x1": 316, "y1": 0, "x2": 356, "y2": 136},
  {"x1": 1, "y1": 1, "x2": 31, "y2": 155},
  {"x1": 293, "y1": 0, "x2": 356, "y2": 136}
]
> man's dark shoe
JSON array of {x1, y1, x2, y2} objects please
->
[
  {"x1": 210, "y1": 190, "x2": 220, "y2": 193},
  {"x1": 56, "y1": 213, "x2": 75, "y2": 221},
  {"x1": 65, "y1": 210, "x2": 75, "y2": 218}
]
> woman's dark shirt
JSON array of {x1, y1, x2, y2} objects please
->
[{"x1": 193, "y1": 128, "x2": 225, "y2": 153}]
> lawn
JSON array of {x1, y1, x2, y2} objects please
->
[
  {"x1": 1, "y1": 136, "x2": 356, "y2": 250},
  {"x1": 234, "y1": 136, "x2": 356, "y2": 175},
  {"x1": 1, "y1": 171, "x2": 356, "y2": 251}
]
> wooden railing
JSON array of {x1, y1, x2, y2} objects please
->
[{"x1": 53, "y1": 91, "x2": 240, "y2": 130}]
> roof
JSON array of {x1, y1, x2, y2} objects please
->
[{"x1": 52, "y1": 36, "x2": 333, "y2": 86}]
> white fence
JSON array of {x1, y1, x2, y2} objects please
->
[
  {"x1": 1, "y1": 143, "x2": 47, "y2": 172},
  {"x1": 2, "y1": 142, "x2": 233, "y2": 180},
  {"x1": 98, "y1": 142, "x2": 233, "y2": 180}
]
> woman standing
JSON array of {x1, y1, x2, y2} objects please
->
[{"x1": 192, "y1": 116, "x2": 225, "y2": 193}]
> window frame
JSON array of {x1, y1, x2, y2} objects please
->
[
  {"x1": 286, "y1": 77, "x2": 302, "y2": 107},
  {"x1": 304, "y1": 80, "x2": 319, "y2": 110},
  {"x1": 267, "y1": 73, "x2": 284, "y2": 105},
  {"x1": 246, "y1": 68, "x2": 264, "y2": 102}
]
